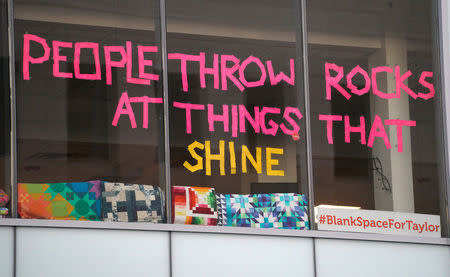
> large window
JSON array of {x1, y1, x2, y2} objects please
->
[
  {"x1": 0, "y1": 0, "x2": 11, "y2": 219},
  {"x1": 166, "y1": 0, "x2": 309, "y2": 228},
  {"x1": 14, "y1": 0, "x2": 166, "y2": 222},
  {"x1": 308, "y1": 0, "x2": 445, "y2": 233},
  {"x1": 307, "y1": 1, "x2": 441, "y2": 210},
  {"x1": 1, "y1": 0, "x2": 448, "y2": 238}
]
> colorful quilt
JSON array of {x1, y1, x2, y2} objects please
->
[
  {"x1": 18, "y1": 181, "x2": 101, "y2": 220},
  {"x1": 0, "y1": 189, "x2": 9, "y2": 207},
  {"x1": 216, "y1": 193, "x2": 309, "y2": 229},
  {"x1": 101, "y1": 182, "x2": 164, "y2": 223},
  {"x1": 0, "y1": 207, "x2": 8, "y2": 216},
  {"x1": 172, "y1": 186, "x2": 217, "y2": 225}
]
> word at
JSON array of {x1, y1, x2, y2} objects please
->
[{"x1": 112, "y1": 92, "x2": 162, "y2": 128}]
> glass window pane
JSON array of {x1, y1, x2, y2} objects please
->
[
  {"x1": 308, "y1": 0, "x2": 444, "y2": 235},
  {"x1": 167, "y1": 0, "x2": 310, "y2": 229},
  {"x1": 14, "y1": 0, "x2": 166, "y2": 222},
  {"x1": 0, "y1": 0, "x2": 11, "y2": 218}
]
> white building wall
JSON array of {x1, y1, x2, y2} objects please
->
[
  {"x1": 0, "y1": 227, "x2": 14, "y2": 277},
  {"x1": 315, "y1": 238, "x2": 450, "y2": 277},
  {"x1": 171, "y1": 232, "x2": 315, "y2": 277},
  {"x1": 15, "y1": 227, "x2": 170, "y2": 277},
  {"x1": 1, "y1": 226, "x2": 448, "y2": 277}
]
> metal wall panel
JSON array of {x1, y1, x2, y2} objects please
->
[
  {"x1": 315, "y1": 238, "x2": 450, "y2": 277},
  {"x1": 16, "y1": 227, "x2": 170, "y2": 277},
  {"x1": 171, "y1": 232, "x2": 315, "y2": 277},
  {"x1": 0, "y1": 227, "x2": 14, "y2": 277}
]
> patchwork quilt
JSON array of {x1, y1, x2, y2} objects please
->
[
  {"x1": 0, "y1": 207, "x2": 8, "y2": 216},
  {"x1": 101, "y1": 182, "x2": 164, "y2": 223},
  {"x1": 172, "y1": 186, "x2": 217, "y2": 225},
  {"x1": 18, "y1": 181, "x2": 102, "y2": 220},
  {"x1": 216, "y1": 193, "x2": 309, "y2": 229}
]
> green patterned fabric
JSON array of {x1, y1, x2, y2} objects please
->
[{"x1": 18, "y1": 181, "x2": 101, "y2": 220}]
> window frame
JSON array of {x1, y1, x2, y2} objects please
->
[{"x1": 2, "y1": 0, "x2": 449, "y2": 242}]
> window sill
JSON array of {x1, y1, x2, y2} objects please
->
[{"x1": 0, "y1": 218, "x2": 449, "y2": 246}]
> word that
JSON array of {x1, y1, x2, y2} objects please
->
[{"x1": 319, "y1": 114, "x2": 416, "y2": 153}]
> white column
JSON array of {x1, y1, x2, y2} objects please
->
[{"x1": 369, "y1": 34, "x2": 414, "y2": 213}]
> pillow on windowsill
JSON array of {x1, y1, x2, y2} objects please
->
[
  {"x1": 172, "y1": 186, "x2": 218, "y2": 226},
  {"x1": 216, "y1": 193, "x2": 309, "y2": 230},
  {"x1": 18, "y1": 181, "x2": 102, "y2": 221},
  {"x1": 101, "y1": 182, "x2": 165, "y2": 223}
]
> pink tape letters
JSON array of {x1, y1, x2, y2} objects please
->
[{"x1": 325, "y1": 62, "x2": 435, "y2": 101}]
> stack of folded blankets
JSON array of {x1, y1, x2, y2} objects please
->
[
  {"x1": 0, "y1": 189, "x2": 8, "y2": 219},
  {"x1": 101, "y1": 182, "x2": 164, "y2": 223},
  {"x1": 18, "y1": 181, "x2": 164, "y2": 223},
  {"x1": 0, "y1": 207, "x2": 7, "y2": 218},
  {"x1": 172, "y1": 186, "x2": 218, "y2": 225},
  {"x1": 172, "y1": 186, "x2": 309, "y2": 230},
  {"x1": 16, "y1": 182, "x2": 309, "y2": 230}
]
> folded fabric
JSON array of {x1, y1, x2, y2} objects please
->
[
  {"x1": 217, "y1": 193, "x2": 309, "y2": 229},
  {"x1": 172, "y1": 186, "x2": 217, "y2": 225},
  {"x1": 0, "y1": 207, "x2": 8, "y2": 215},
  {"x1": 101, "y1": 182, "x2": 164, "y2": 223},
  {"x1": 18, "y1": 181, "x2": 101, "y2": 220},
  {"x1": 0, "y1": 189, "x2": 9, "y2": 207}
]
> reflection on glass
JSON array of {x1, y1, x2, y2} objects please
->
[
  {"x1": 167, "y1": 0, "x2": 310, "y2": 229},
  {"x1": 308, "y1": 1, "x2": 442, "y2": 216},
  {"x1": 0, "y1": 0, "x2": 11, "y2": 218},
  {"x1": 14, "y1": 0, "x2": 166, "y2": 222}
]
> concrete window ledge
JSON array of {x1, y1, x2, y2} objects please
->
[{"x1": 0, "y1": 218, "x2": 449, "y2": 246}]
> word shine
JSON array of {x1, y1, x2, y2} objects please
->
[
  {"x1": 184, "y1": 140, "x2": 285, "y2": 176},
  {"x1": 23, "y1": 34, "x2": 295, "y2": 92}
]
